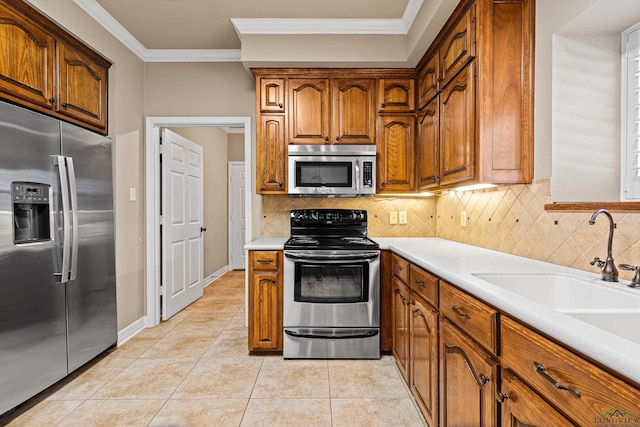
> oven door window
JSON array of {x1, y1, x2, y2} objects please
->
[
  {"x1": 294, "y1": 262, "x2": 369, "y2": 303},
  {"x1": 295, "y1": 161, "x2": 353, "y2": 187}
]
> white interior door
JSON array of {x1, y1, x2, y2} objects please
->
[
  {"x1": 161, "y1": 129, "x2": 204, "y2": 320},
  {"x1": 229, "y1": 161, "x2": 246, "y2": 270}
]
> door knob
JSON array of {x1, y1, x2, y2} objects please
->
[{"x1": 200, "y1": 226, "x2": 207, "y2": 232}]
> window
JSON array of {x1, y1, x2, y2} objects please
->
[{"x1": 622, "y1": 24, "x2": 640, "y2": 200}]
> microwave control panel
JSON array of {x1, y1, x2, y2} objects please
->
[{"x1": 362, "y1": 161, "x2": 373, "y2": 188}]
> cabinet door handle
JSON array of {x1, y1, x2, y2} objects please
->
[
  {"x1": 62, "y1": 103, "x2": 68, "y2": 108},
  {"x1": 533, "y1": 362, "x2": 581, "y2": 397},
  {"x1": 479, "y1": 373, "x2": 490, "y2": 385},
  {"x1": 394, "y1": 265, "x2": 403, "y2": 272},
  {"x1": 496, "y1": 392, "x2": 509, "y2": 403},
  {"x1": 415, "y1": 280, "x2": 426, "y2": 288},
  {"x1": 278, "y1": 103, "x2": 283, "y2": 108},
  {"x1": 257, "y1": 259, "x2": 274, "y2": 263},
  {"x1": 324, "y1": 136, "x2": 329, "y2": 142},
  {"x1": 452, "y1": 305, "x2": 471, "y2": 320},
  {"x1": 335, "y1": 136, "x2": 340, "y2": 141},
  {"x1": 49, "y1": 97, "x2": 55, "y2": 103}
]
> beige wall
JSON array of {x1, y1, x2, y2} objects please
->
[
  {"x1": 28, "y1": 0, "x2": 147, "y2": 331},
  {"x1": 228, "y1": 134, "x2": 245, "y2": 161},
  {"x1": 170, "y1": 127, "x2": 230, "y2": 278}
]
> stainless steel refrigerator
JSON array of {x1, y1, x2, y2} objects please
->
[{"x1": 0, "y1": 101, "x2": 116, "y2": 415}]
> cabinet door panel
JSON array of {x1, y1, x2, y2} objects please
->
[
  {"x1": 392, "y1": 278, "x2": 410, "y2": 382},
  {"x1": 260, "y1": 78, "x2": 286, "y2": 113},
  {"x1": 332, "y1": 78, "x2": 375, "y2": 144},
  {"x1": 440, "y1": 3, "x2": 475, "y2": 86},
  {"x1": 379, "y1": 78, "x2": 415, "y2": 112},
  {"x1": 440, "y1": 63, "x2": 475, "y2": 186},
  {"x1": 57, "y1": 43, "x2": 108, "y2": 131},
  {"x1": 289, "y1": 79, "x2": 329, "y2": 144},
  {"x1": 257, "y1": 115, "x2": 287, "y2": 193},
  {"x1": 378, "y1": 115, "x2": 416, "y2": 192},
  {"x1": 411, "y1": 296, "x2": 438, "y2": 427},
  {"x1": 417, "y1": 98, "x2": 440, "y2": 190},
  {"x1": 501, "y1": 370, "x2": 574, "y2": 427},
  {"x1": 0, "y1": 3, "x2": 54, "y2": 109},
  {"x1": 440, "y1": 318, "x2": 497, "y2": 427},
  {"x1": 417, "y1": 54, "x2": 439, "y2": 108}
]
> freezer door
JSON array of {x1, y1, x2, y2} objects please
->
[
  {"x1": 0, "y1": 102, "x2": 67, "y2": 415},
  {"x1": 61, "y1": 122, "x2": 117, "y2": 373}
]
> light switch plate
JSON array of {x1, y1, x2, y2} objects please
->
[
  {"x1": 399, "y1": 211, "x2": 407, "y2": 224},
  {"x1": 129, "y1": 187, "x2": 137, "y2": 202}
]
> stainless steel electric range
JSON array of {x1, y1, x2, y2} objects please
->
[{"x1": 283, "y1": 209, "x2": 380, "y2": 359}]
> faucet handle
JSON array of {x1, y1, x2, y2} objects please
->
[
  {"x1": 590, "y1": 257, "x2": 606, "y2": 268},
  {"x1": 619, "y1": 264, "x2": 640, "y2": 288}
]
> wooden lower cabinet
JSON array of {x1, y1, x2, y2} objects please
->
[
  {"x1": 439, "y1": 317, "x2": 498, "y2": 427},
  {"x1": 500, "y1": 370, "x2": 574, "y2": 427},
  {"x1": 392, "y1": 277, "x2": 411, "y2": 382},
  {"x1": 248, "y1": 250, "x2": 283, "y2": 353},
  {"x1": 410, "y1": 294, "x2": 438, "y2": 427}
]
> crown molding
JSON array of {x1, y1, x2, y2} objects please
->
[
  {"x1": 222, "y1": 126, "x2": 245, "y2": 134},
  {"x1": 73, "y1": 0, "x2": 422, "y2": 62}
]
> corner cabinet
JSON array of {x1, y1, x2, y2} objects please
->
[
  {"x1": 0, "y1": 0, "x2": 110, "y2": 134},
  {"x1": 415, "y1": 0, "x2": 534, "y2": 190},
  {"x1": 248, "y1": 250, "x2": 283, "y2": 353}
]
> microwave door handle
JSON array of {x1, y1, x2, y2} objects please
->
[{"x1": 355, "y1": 158, "x2": 360, "y2": 192}]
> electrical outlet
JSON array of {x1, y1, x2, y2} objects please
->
[
  {"x1": 399, "y1": 211, "x2": 407, "y2": 224},
  {"x1": 390, "y1": 211, "x2": 398, "y2": 224},
  {"x1": 460, "y1": 211, "x2": 467, "y2": 227},
  {"x1": 129, "y1": 187, "x2": 137, "y2": 202}
]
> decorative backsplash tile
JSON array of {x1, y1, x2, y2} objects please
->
[
  {"x1": 260, "y1": 196, "x2": 437, "y2": 238},
  {"x1": 260, "y1": 178, "x2": 640, "y2": 280}
]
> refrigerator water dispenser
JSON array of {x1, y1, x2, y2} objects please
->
[{"x1": 12, "y1": 182, "x2": 51, "y2": 244}]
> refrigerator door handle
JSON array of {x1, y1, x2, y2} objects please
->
[
  {"x1": 54, "y1": 155, "x2": 71, "y2": 283},
  {"x1": 66, "y1": 156, "x2": 79, "y2": 281}
]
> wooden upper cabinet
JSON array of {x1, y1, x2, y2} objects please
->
[
  {"x1": 332, "y1": 78, "x2": 375, "y2": 144},
  {"x1": 439, "y1": 63, "x2": 475, "y2": 187},
  {"x1": 379, "y1": 78, "x2": 415, "y2": 113},
  {"x1": 377, "y1": 115, "x2": 416, "y2": 192},
  {"x1": 417, "y1": 54, "x2": 439, "y2": 109},
  {"x1": 417, "y1": 97, "x2": 440, "y2": 190},
  {"x1": 0, "y1": 0, "x2": 110, "y2": 134},
  {"x1": 440, "y1": 3, "x2": 475, "y2": 87},
  {"x1": 257, "y1": 114, "x2": 287, "y2": 193},
  {"x1": 289, "y1": 78, "x2": 330, "y2": 144},
  {"x1": 260, "y1": 78, "x2": 286, "y2": 113},
  {"x1": 56, "y1": 42, "x2": 108, "y2": 130},
  {"x1": 0, "y1": 2, "x2": 54, "y2": 110}
]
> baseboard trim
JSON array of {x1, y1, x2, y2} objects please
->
[
  {"x1": 203, "y1": 265, "x2": 230, "y2": 287},
  {"x1": 117, "y1": 316, "x2": 147, "y2": 346}
]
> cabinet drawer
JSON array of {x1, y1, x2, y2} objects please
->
[
  {"x1": 501, "y1": 316, "x2": 640, "y2": 427},
  {"x1": 391, "y1": 254, "x2": 410, "y2": 285},
  {"x1": 439, "y1": 281, "x2": 497, "y2": 353},
  {"x1": 251, "y1": 251, "x2": 280, "y2": 270},
  {"x1": 409, "y1": 264, "x2": 438, "y2": 307}
]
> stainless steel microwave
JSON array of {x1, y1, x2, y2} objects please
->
[{"x1": 288, "y1": 145, "x2": 376, "y2": 197}]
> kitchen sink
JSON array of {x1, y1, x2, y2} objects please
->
[
  {"x1": 472, "y1": 273, "x2": 640, "y2": 310},
  {"x1": 563, "y1": 310, "x2": 640, "y2": 345}
]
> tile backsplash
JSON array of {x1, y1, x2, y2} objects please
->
[
  {"x1": 260, "y1": 196, "x2": 437, "y2": 238},
  {"x1": 260, "y1": 178, "x2": 640, "y2": 280}
]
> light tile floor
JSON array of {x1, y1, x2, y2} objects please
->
[{"x1": 2, "y1": 271, "x2": 426, "y2": 427}]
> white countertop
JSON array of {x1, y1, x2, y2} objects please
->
[{"x1": 245, "y1": 236, "x2": 640, "y2": 384}]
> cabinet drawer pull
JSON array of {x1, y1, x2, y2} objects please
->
[
  {"x1": 533, "y1": 362, "x2": 581, "y2": 398},
  {"x1": 452, "y1": 305, "x2": 471, "y2": 320},
  {"x1": 257, "y1": 259, "x2": 274, "y2": 263},
  {"x1": 415, "y1": 279, "x2": 426, "y2": 288}
]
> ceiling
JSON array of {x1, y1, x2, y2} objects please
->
[{"x1": 94, "y1": 0, "x2": 410, "y2": 50}]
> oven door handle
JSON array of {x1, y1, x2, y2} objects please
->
[
  {"x1": 284, "y1": 251, "x2": 379, "y2": 261},
  {"x1": 285, "y1": 329, "x2": 379, "y2": 340}
]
